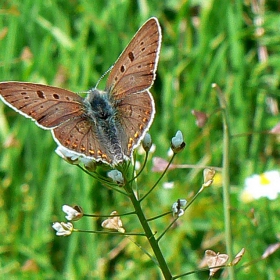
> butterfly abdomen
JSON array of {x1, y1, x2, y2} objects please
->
[{"x1": 84, "y1": 89, "x2": 124, "y2": 164}]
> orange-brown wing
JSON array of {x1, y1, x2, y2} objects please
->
[
  {"x1": 105, "y1": 17, "x2": 161, "y2": 99},
  {"x1": 0, "y1": 82, "x2": 85, "y2": 129},
  {"x1": 115, "y1": 90, "x2": 155, "y2": 157},
  {"x1": 52, "y1": 116, "x2": 113, "y2": 164}
]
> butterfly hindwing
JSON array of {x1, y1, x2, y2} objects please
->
[
  {"x1": 53, "y1": 116, "x2": 115, "y2": 164},
  {"x1": 115, "y1": 90, "x2": 155, "y2": 157}
]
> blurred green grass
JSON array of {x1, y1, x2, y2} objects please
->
[{"x1": 1, "y1": 0, "x2": 280, "y2": 279}]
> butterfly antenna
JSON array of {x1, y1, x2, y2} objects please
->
[{"x1": 94, "y1": 65, "x2": 113, "y2": 89}]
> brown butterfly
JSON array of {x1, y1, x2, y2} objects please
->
[{"x1": 0, "y1": 17, "x2": 161, "y2": 166}]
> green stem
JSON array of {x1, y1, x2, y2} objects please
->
[
  {"x1": 215, "y1": 84, "x2": 235, "y2": 279},
  {"x1": 140, "y1": 153, "x2": 176, "y2": 202},
  {"x1": 76, "y1": 229, "x2": 145, "y2": 236},
  {"x1": 157, "y1": 185, "x2": 205, "y2": 242},
  {"x1": 128, "y1": 151, "x2": 149, "y2": 183},
  {"x1": 124, "y1": 184, "x2": 173, "y2": 279},
  {"x1": 83, "y1": 211, "x2": 136, "y2": 218},
  {"x1": 146, "y1": 211, "x2": 171, "y2": 222},
  {"x1": 77, "y1": 165, "x2": 128, "y2": 195}
]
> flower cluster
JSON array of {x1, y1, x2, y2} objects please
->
[{"x1": 51, "y1": 130, "x2": 227, "y2": 279}]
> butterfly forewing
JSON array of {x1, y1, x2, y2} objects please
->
[
  {"x1": 0, "y1": 82, "x2": 85, "y2": 129},
  {"x1": 116, "y1": 90, "x2": 155, "y2": 157},
  {"x1": 105, "y1": 17, "x2": 161, "y2": 99}
]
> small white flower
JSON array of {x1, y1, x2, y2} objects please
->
[
  {"x1": 80, "y1": 157, "x2": 96, "y2": 171},
  {"x1": 52, "y1": 222, "x2": 73, "y2": 236},
  {"x1": 172, "y1": 199, "x2": 187, "y2": 217},
  {"x1": 172, "y1": 130, "x2": 184, "y2": 147},
  {"x1": 149, "y1": 144, "x2": 156, "y2": 154},
  {"x1": 171, "y1": 130, "x2": 185, "y2": 153},
  {"x1": 163, "y1": 182, "x2": 174, "y2": 189},
  {"x1": 241, "y1": 170, "x2": 280, "y2": 202},
  {"x1": 203, "y1": 168, "x2": 215, "y2": 188},
  {"x1": 167, "y1": 148, "x2": 174, "y2": 157},
  {"x1": 56, "y1": 145, "x2": 96, "y2": 170},
  {"x1": 101, "y1": 211, "x2": 125, "y2": 233},
  {"x1": 107, "y1": 170, "x2": 124, "y2": 184},
  {"x1": 62, "y1": 205, "x2": 83, "y2": 221},
  {"x1": 205, "y1": 250, "x2": 229, "y2": 276},
  {"x1": 55, "y1": 146, "x2": 80, "y2": 164}
]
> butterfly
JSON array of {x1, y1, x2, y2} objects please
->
[{"x1": 0, "y1": 17, "x2": 161, "y2": 166}]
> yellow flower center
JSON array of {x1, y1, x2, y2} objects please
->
[{"x1": 260, "y1": 173, "x2": 270, "y2": 185}]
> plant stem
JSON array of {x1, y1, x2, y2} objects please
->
[
  {"x1": 214, "y1": 84, "x2": 235, "y2": 279},
  {"x1": 140, "y1": 153, "x2": 176, "y2": 202},
  {"x1": 124, "y1": 184, "x2": 173, "y2": 279}
]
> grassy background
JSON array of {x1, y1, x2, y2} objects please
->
[{"x1": 1, "y1": 0, "x2": 280, "y2": 279}]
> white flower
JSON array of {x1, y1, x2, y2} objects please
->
[
  {"x1": 167, "y1": 148, "x2": 173, "y2": 157},
  {"x1": 55, "y1": 145, "x2": 96, "y2": 170},
  {"x1": 171, "y1": 130, "x2": 185, "y2": 153},
  {"x1": 241, "y1": 171, "x2": 280, "y2": 202},
  {"x1": 172, "y1": 199, "x2": 187, "y2": 217},
  {"x1": 55, "y1": 146, "x2": 80, "y2": 164},
  {"x1": 62, "y1": 205, "x2": 83, "y2": 221},
  {"x1": 80, "y1": 157, "x2": 96, "y2": 171},
  {"x1": 107, "y1": 170, "x2": 124, "y2": 184},
  {"x1": 101, "y1": 211, "x2": 125, "y2": 233},
  {"x1": 163, "y1": 181, "x2": 174, "y2": 189},
  {"x1": 205, "y1": 250, "x2": 229, "y2": 276},
  {"x1": 52, "y1": 222, "x2": 73, "y2": 236},
  {"x1": 149, "y1": 144, "x2": 156, "y2": 154},
  {"x1": 203, "y1": 168, "x2": 215, "y2": 188},
  {"x1": 171, "y1": 130, "x2": 183, "y2": 147}
]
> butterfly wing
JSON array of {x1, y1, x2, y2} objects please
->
[
  {"x1": 0, "y1": 82, "x2": 85, "y2": 129},
  {"x1": 52, "y1": 116, "x2": 113, "y2": 163},
  {"x1": 106, "y1": 17, "x2": 161, "y2": 158},
  {"x1": 115, "y1": 90, "x2": 155, "y2": 157},
  {"x1": 105, "y1": 17, "x2": 161, "y2": 99},
  {"x1": 0, "y1": 18, "x2": 162, "y2": 165}
]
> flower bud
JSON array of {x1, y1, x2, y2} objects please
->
[
  {"x1": 203, "y1": 168, "x2": 215, "y2": 187},
  {"x1": 107, "y1": 170, "x2": 124, "y2": 185},
  {"x1": 171, "y1": 130, "x2": 185, "y2": 153},
  {"x1": 142, "y1": 133, "x2": 152, "y2": 152}
]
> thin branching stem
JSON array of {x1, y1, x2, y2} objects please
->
[
  {"x1": 140, "y1": 153, "x2": 176, "y2": 202},
  {"x1": 157, "y1": 185, "x2": 205, "y2": 242},
  {"x1": 83, "y1": 211, "x2": 136, "y2": 218},
  {"x1": 77, "y1": 165, "x2": 128, "y2": 195},
  {"x1": 126, "y1": 236, "x2": 160, "y2": 267},
  {"x1": 146, "y1": 211, "x2": 171, "y2": 222},
  {"x1": 128, "y1": 151, "x2": 149, "y2": 183},
  {"x1": 76, "y1": 229, "x2": 146, "y2": 236}
]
